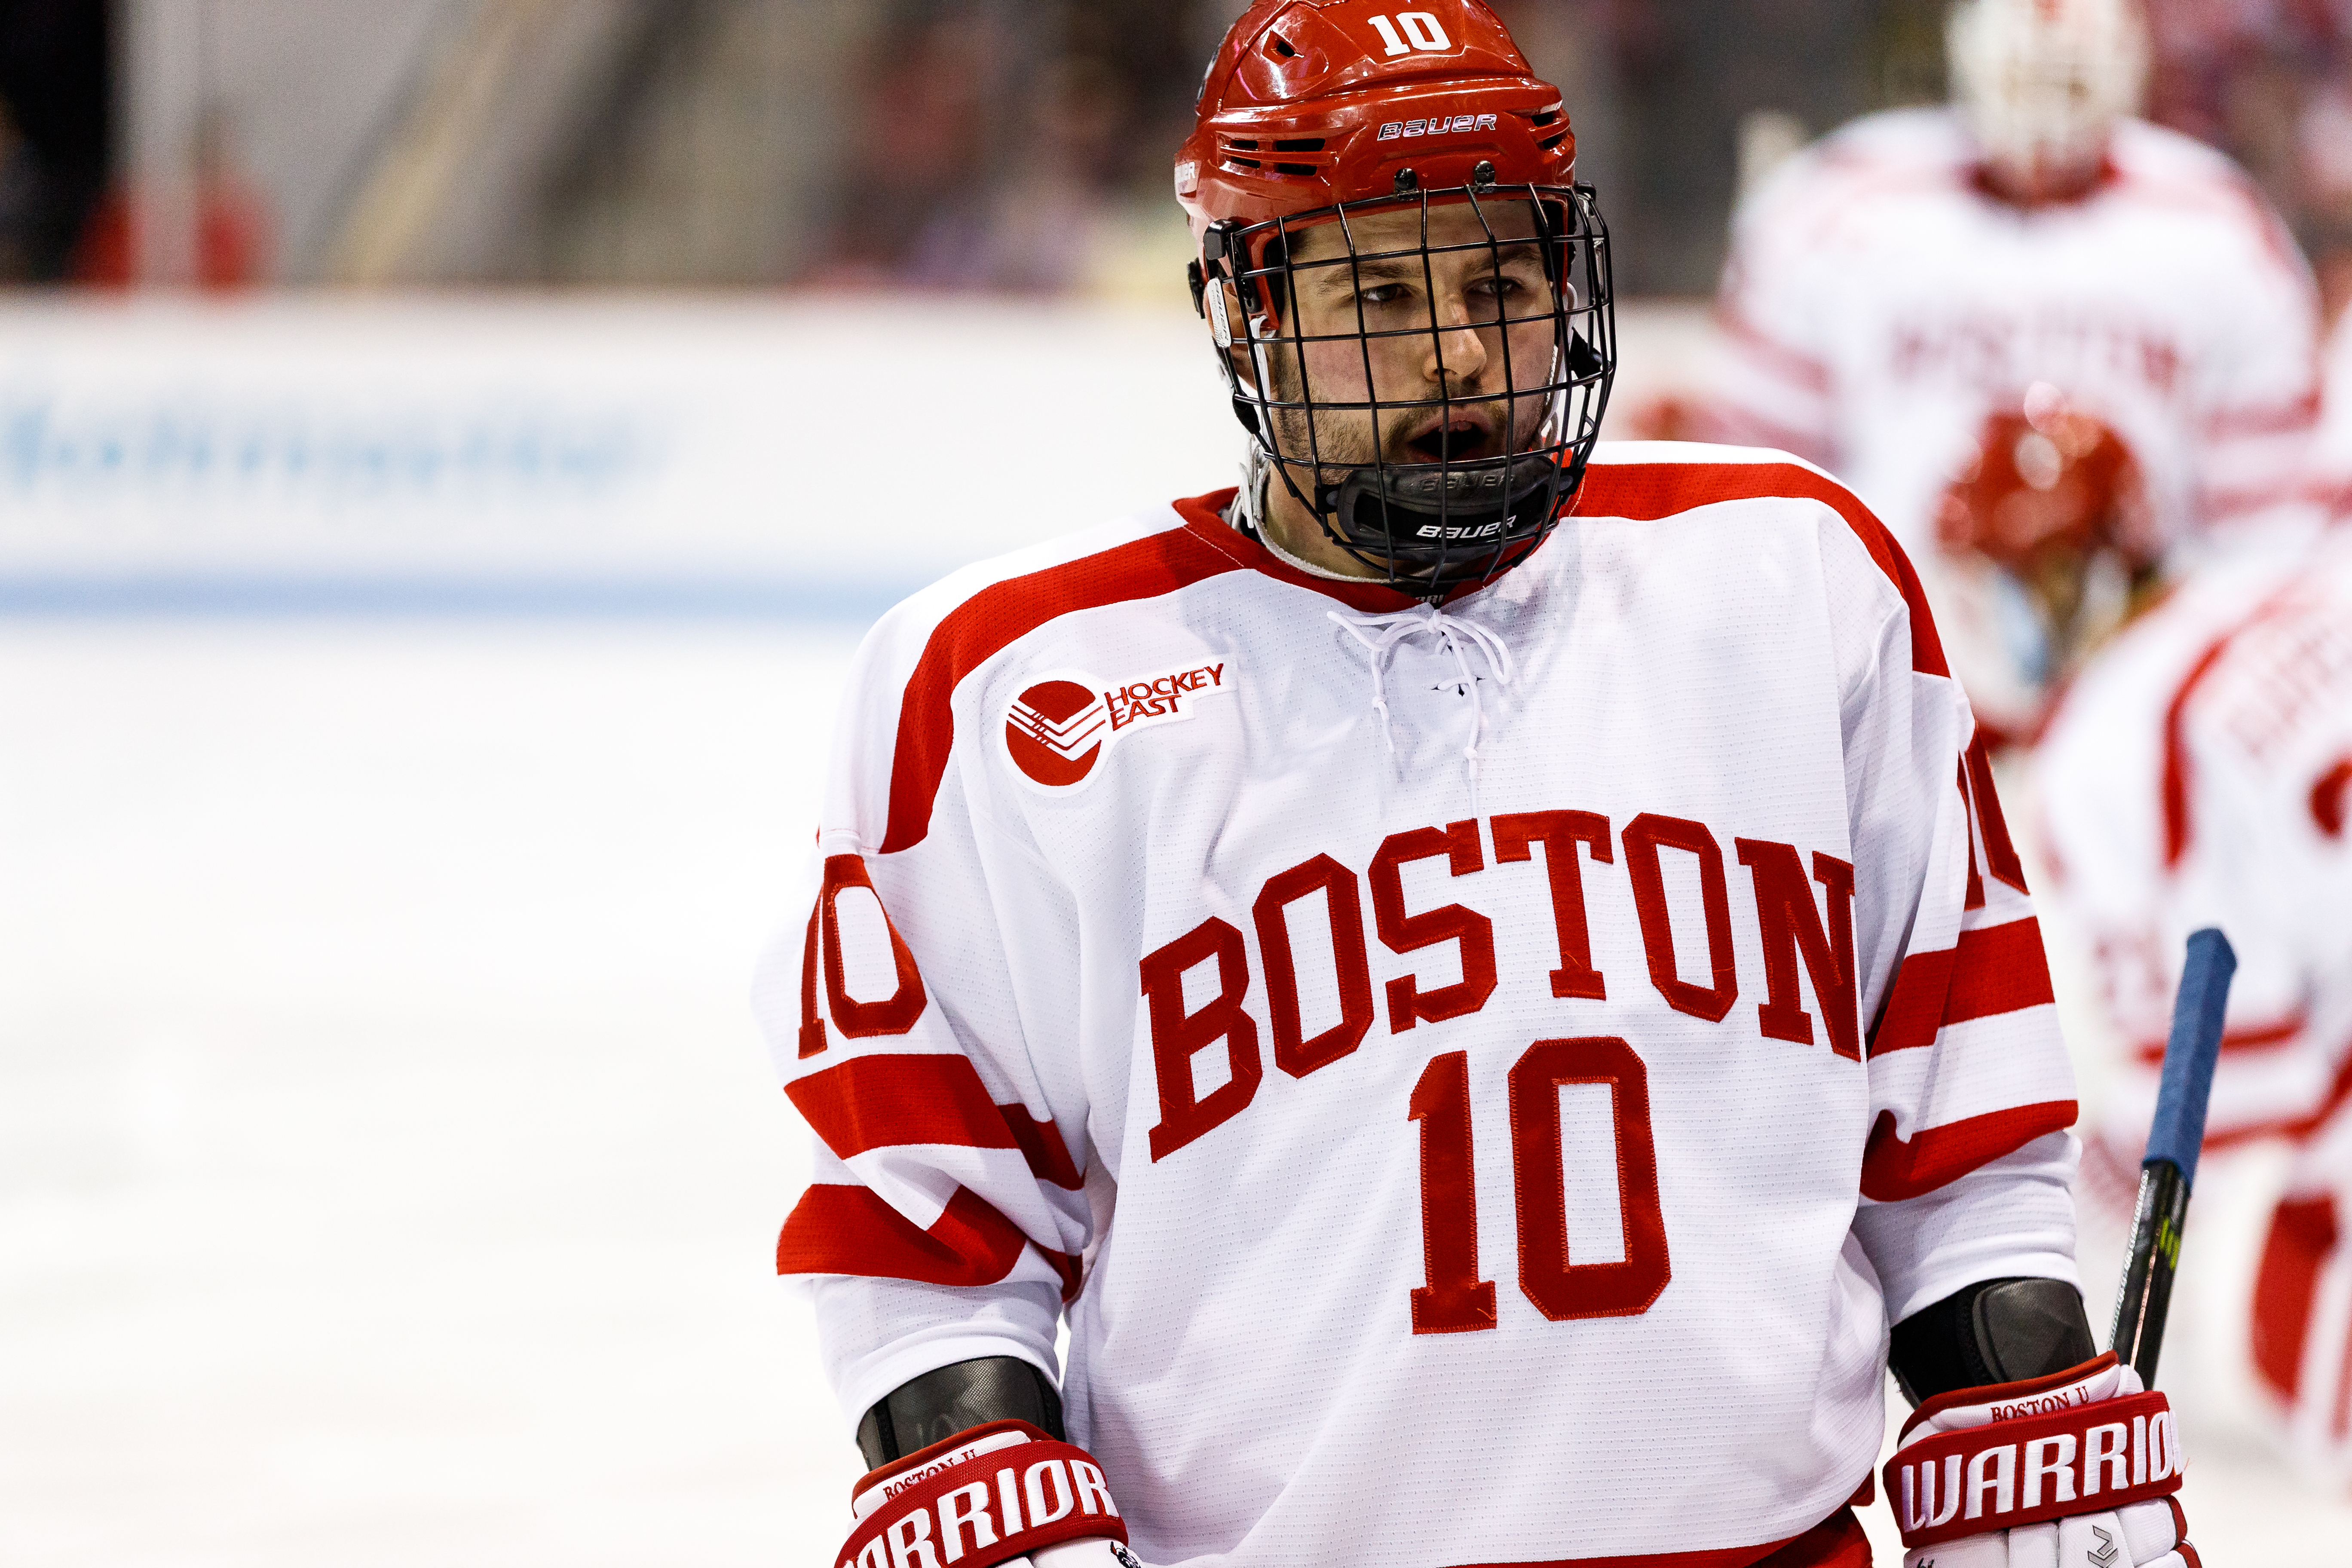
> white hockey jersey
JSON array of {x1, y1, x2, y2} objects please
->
[
  {"x1": 1709, "y1": 108, "x2": 2322, "y2": 562},
  {"x1": 2037, "y1": 526, "x2": 2352, "y2": 1152},
  {"x1": 759, "y1": 445, "x2": 2081, "y2": 1568}
]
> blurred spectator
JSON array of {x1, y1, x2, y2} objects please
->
[
  {"x1": 74, "y1": 105, "x2": 272, "y2": 289},
  {"x1": 810, "y1": 0, "x2": 1245, "y2": 292},
  {"x1": 1541, "y1": 0, "x2": 1896, "y2": 295},
  {"x1": 801, "y1": 0, "x2": 1948, "y2": 298},
  {"x1": 2142, "y1": 0, "x2": 2352, "y2": 320},
  {"x1": 0, "y1": 0, "x2": 108, "y2": 282}
]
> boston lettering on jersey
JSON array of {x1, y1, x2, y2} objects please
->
[
  {"x1": 1140, "y1": 806, "x2": 1860, "y2": 1163},
  {"x1": 1889, "y1": 306, "x2": 2185, "y2": 398}
]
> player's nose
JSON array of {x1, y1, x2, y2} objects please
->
[{"x1": 1423, "y1": 295, "x2": 1489, "y2": 386}]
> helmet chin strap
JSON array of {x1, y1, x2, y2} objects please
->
[
  {"x1": 1252, "y1": 444, "x2": 1421, "y2": 593},
  {"x1": 1247, "y1": 431, "x2": 1574, "y2": 603}
]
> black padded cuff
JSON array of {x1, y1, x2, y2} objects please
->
[
  {"x1": 1889, "y1": 1276, "x2": 2097, "y2": 1406},
  {"x1": 856, "y1": 1357, "x2": 1065, "y2": 1470}
]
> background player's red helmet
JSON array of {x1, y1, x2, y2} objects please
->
[
  {"x1": 1935, "y1": 384, "x2": 2157, "y2": 578},
  {"x1": 1933, "y1": 382, "x2": 2159, "y2": 734},
  {"x1": 1175, "y1": 1, "x2": 1614, "y2": 598}
]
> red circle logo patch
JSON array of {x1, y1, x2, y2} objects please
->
[{"x1": 1005, "y1": 679, "x2": 1109, "y2": 787}]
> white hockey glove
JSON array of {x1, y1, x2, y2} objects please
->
[
  {"x1": 838, "y1": 1419, "x2": 1141, "y2": 1568},
  {"x1": 1883, "y1": 1353, "x2": 2196, "y2": 1568}
]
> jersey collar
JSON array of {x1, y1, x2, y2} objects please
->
[{"x1": 1170, "y1": 488, "x2": 1545, "y2": 612}]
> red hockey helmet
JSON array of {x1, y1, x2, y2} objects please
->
[
  {"x1": 1935, "y1": 385, "x2": 2157, "y2": 579},
  {"x1": 1932, "y1": 382, "x2": 2160, "y2": 719},
  {"x1": 1176, "y1": 1, "x2": 1614, "y2": 597}
]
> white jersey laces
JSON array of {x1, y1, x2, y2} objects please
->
[{"x1": 1327, "y1": 602, "x2": 1516, "y2": 815}]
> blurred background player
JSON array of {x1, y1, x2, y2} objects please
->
[
  {"x1": 1702, "y1": 0, "x2": 2323, "y2": 747},
  {"x1": 2034, "y1": 297, "x2": 2352, "y2": 1489}
]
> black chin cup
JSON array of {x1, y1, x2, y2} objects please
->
[{"x1": 1316, "y1": 450, "x2": 1570, "y2": 592}]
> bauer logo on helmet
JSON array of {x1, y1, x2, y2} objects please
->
[{"x1": 1378, "y1": 113, "x2": 1500, "y2": 141}]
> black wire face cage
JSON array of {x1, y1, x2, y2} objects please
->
[{"x1": 1200, "y1": 179, "x2": 1615, "y2": 599}]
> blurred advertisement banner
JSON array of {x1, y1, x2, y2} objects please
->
[{"x1": 0, "y1": 297, "x2": 1236, "y2": 616}]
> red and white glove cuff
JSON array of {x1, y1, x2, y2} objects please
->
[
  {"x1": 841, "y1": 1421, "x2": 1128, "y2": 1568},
  {"x1": 1884, "y1": 1354, "x2": 2185, "y2": 1551}
]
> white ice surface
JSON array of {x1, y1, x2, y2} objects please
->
[{"x1": 3, "y1": 624, "x2": 2347, "y2": 1566}]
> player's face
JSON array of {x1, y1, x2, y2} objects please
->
[{"x1": 1246, "y1": 198, "x2": 1564, "y2": 473}]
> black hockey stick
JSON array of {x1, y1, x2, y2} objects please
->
[{"x1": 2108, "y1": 928, "x2": 2237, "y2": 1384}]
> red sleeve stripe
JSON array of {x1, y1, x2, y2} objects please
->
[
  {"x1": 787, "y1": 1053, "x2": 1083, "y2": 1189},
  {"x1": 1944, "y1": 917, "x2": 2055, "y2": 1023},
  {"x1": 1003, "y1": 1102, "x2": 1085, "y2": 1189},
  {"x1": 2209, "y1": 1047, "x2": 2352, "y2": 1150},
  {"x1": 1573, "y1": 459, "x2": 1949, "y2": 679},
  {"x1": 1860, "y1": 1100, "x2": 2077, "y2": 1202},
  {"x1": 1870, "y1": 917, "x2": 2055, "y2": 1056},
  {"x1": 776, "y1": 1183, "x2": 1083, "y2": 1299},
  {"x1": 2130, "y1": 1012, "x2": 2305, "y2": 1065},
  {"x1": 881, "y1": 519, "x2": 1249, "y2": 854}
]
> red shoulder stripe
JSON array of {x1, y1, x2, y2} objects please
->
[
  {"x1": 1574, "y1": 459, "x2": 1950, "y2": 678},
  {"x1": 1860, "y1": 1100, "x2": 2077, "y2": 1202},
  {"x1": 787, "y1": 1053, "x2": 1083, "y2": 1189},
  {"x1": 1870, "y1": 917, "x2": 2055, "y2": 1056},
  {"x1": 881, "y1": 514, "x2": 1250, "y2": 854},
  {"x1": 776, "y1": 1183, "x2": 1083, "y2": 1299}
]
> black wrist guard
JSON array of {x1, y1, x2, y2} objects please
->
[
  {"x1": 856, "y1": 1357, "x2": 1066, "y2": 1470},
  {"x1": 1889, "y1": 1275, "x2": 2097, "y2": 1406}
]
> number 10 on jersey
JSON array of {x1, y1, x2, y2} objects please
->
[{"x1": 1408, "y1": 1037, "x2": 1672, "y2": 1333}]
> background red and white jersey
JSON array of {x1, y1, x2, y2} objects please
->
[
  {"x1": 1709, "y1": 107, "x2": 2321, "y2": 562},
  {"x1": 2038, "y1": 531, "x2": 2352, "y2": 1152},
  {"x1": 2037, "y1": 525, "x2": 2352, "y2": 1480},
  {"x1": 757, "y1": 444, "x2": 2082, "y2": 1567}
]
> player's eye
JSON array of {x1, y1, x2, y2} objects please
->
[{"x1": 1356, "y1": 283, "x2": 1411, "y2": 306}]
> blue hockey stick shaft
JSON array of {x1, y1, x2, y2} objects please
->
[{"x1": 2109, "y1": 928, "x2": 2236, "y2": 1383}]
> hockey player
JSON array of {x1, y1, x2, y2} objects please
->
[
  {"x1": 2036, "y1": 320, "x2": 2352, "y2": 1487},
  {"x1": 1704, "y1": 0, "x2": 2323, "y2": 745},
  {"x1": 762, "y1": 5, "x2": 2199, "y2": 1565}
]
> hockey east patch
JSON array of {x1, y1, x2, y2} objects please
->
[{"x1": 1003, "y1": 659, "x2": 1231, "y2": 790}]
